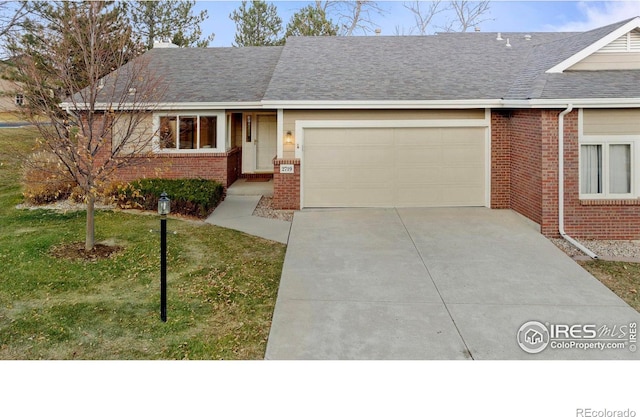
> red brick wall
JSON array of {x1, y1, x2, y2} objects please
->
[
  {"x1": 539, "y1": 110, "x2": 561, "y2": 237},
  {"x1": 495, "y1": 108, "x2": 640, "y2": 240},
  {"x1": 509, "y1": 110, "x2": 543, "y2": 225},
  {"x1": 272, "y1": 159, "x2": 300, "y2": 210},
  {"x1": 114, "y1": 147, "x2": 241, "y2": 188},
  {"x1": 490, "y1": 112, "x2": 510, "y2": 208},
  {"x1": 491, "y1": 110, "x2": 544, "y2": 225},
  {"x1": 559, "y1": 111, "x2": 640, "y2": 239}
]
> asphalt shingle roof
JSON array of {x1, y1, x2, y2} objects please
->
[
  {"x1": 96, "y1": 17, "x2": 640, "y2": 104},
  {"x1": 98, "y1": 46, "x2": 283, "y2": 103}
]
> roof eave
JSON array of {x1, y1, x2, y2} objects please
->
[
  {"x1": 73, "y1": 101, "x2": 265, "y2": 111},
  {"x1": 260, "y1": 100, "x2": 504, "y2": 109}
]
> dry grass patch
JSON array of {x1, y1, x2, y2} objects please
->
[{"x1": 579, "y1": 260, "x2": 640, "y2": 312}]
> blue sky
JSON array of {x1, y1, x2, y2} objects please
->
[{"x1": 195, "y1": 1, "x2": 640, "y2": 46}]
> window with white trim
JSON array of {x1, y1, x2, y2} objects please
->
[
  {"x1": 154, "y1": 112, "x2": 226, "y2": 152},
  {"x1": 580, "y1": 141, "x2": 634, "y2": 198},
  {"x1": 14, "y1": 93, "x2": 23, "y2": 106}
]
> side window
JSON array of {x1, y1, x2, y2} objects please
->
[
  {"x1": 609, "y1": 144, "x2": 631, "y2": 194},
  {"x1": 580, "y1": 144, "x2": 602, "y2": 194},
  {"x1": 159, "y1": 116, "x2": 177, "y2": 149},
  {"x1": 157, "y1": 115, "x2": 219, "y2": 151},
  {"x1": 580, "y1": 142, "x2": 633, "y2": 197}
]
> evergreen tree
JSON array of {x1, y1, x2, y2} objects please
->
[
  {"x1": 230, "y1": 0, "x2": 283, "y2": 47},
  {"x1": 285, "y1": 5, "x2": 338, "y2": 37},
  {"x1": 127, "y1": 0, "x2": 214, "y2": 49}
]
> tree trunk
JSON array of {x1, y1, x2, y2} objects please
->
[{"x1": 85, "y1": 193, "x2": 95, "y2": 252}]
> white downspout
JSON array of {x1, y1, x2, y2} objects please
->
[{"x1": 558, "y1": 105, "x2": 598, "y2": 259}]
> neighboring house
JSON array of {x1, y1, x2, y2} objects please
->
[
  {"x1": 0, "y1": 60, "x2": 23, "y2": 112},
  {"x1": 100, "y1": 17, "x2": 640, "y2": 240}
]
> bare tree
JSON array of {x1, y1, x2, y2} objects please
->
[
  {"x1": 9, "y1": 1, "x2": 164, "y2": 251},
  {"x1": 398, "y1": 0, "x2": 491, "y2": 35},
  {"x1": 338, "y1": 1, "x2": 385, "y2": 35},
  {"x1": 0, "y1": 1, "x2": 26, "y2": 39},
  {"x1": 313, "y1": 0, "x2": 385, "y2": 35},
  {"x1": 393, "y1": 24, "x2": 414, "y2": 36},
  {"x1": 444, "y1": 1, "x2": 492, "y2": 32},
  {"x1": 402, "y1": 1, "x2": 444, "y2": 35}
]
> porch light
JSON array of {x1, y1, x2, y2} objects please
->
[
  {"x1": 285, "y1": 131, "x2": 293, "y2": 144},
  {"x1": 158, "y1": 192, "x2": 171, "y2": 216}
]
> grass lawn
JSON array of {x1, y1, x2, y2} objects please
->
[
  {"x1": 0, "y1": 128, "x2": 286, "y2": 359},
  {"x1": 579, "y1": 261, "x2": 640, "y2": 312},
  {"x1": 0, "y1": 112, "x2": 24, "y2": 123}
]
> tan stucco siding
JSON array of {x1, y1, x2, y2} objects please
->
[
  {"x1": 583, "y1": 109, "x2": 640, "y2": 135},
  {"x1": 283, "y1": 109, "x2": 486, "y2": 158},
  {"x1": 569, "y1": 52, "x2": 640, "y2": 71},
  {"x1": 112, "y1": 113, "x2": 155, "y2": 154}
]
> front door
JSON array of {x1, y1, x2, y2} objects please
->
[
  {"x1": 242, "y1": 113, "x2": 277, "y2": 174},
  {"x1": 255, "y1": 114, "x2": 277, "y2": 171}
]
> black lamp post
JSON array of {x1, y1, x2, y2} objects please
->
[{"x1": 158, "y1": 192, "x2": 170, "y2": 322}]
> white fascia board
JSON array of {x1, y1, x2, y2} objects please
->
[
  {"x1": 85, "y1": 101, "x2": 265, "y2": 111},
  {"x1": 525, "y1": 98, "x2": 640, "y2": 108},
  {"x1": 80, "y1": 97, "x2": 640, "y2": 112},
  {"x1": 260, "y1": 100, "x2": 503, "y2": 109},
  {"x1": 546, "y1": 17, "x2": 640, "y2": 74},
  {"x1": 151, "y1": 102, "x2": 264, "y2": 110}
]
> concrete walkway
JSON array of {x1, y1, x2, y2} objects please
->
[
  {"x1": 205, "y1": 195, "x2": 291, "y2": 244},
  {"x1": 266, "y1": 208, "x2": 640, "y2": 359}
]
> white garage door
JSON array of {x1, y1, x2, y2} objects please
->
[{"x1": 303, "y1": 126, "x2": 486, "y2": 207}]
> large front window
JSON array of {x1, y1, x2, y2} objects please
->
[
  {"x1": 580, "y1": 142, "x2": 632, "y2": 197},
  {"x1": 159, "y1": 115, "x2": 218, "y2": 150}
]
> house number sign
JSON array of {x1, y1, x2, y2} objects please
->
[{"x1": 280, "y1": 164, "x2": 294, "y2": 174}]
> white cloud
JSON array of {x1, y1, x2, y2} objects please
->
[{"x1": 552, "y1": 1, "x2": 640, "y2": 31}]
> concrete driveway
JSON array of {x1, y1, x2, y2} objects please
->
[{"x1": 265, "y1": 208, "x2": 640, "y2": 359}]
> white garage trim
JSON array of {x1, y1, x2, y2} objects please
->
[{"x1": 296, "y1": 114, "x2": 491, "y2": 209}]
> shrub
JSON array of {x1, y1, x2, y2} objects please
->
[
  {"x1": 22, "y1": 151, "x2": 76, "y2": 204},
  {"x1": 107, "y1": 178, "x2": 224, "y2": 218}
]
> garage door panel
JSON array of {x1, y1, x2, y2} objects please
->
[
  {"x1": 396, "y1": 127, "x2": 443, "y2": 145},
  {"x1": 303, "y1": 125, "x2": 486, "y2": 208},
  {"x1": 441, "y1": 144, "x2": 483, "y2": 160},
  {"x1": 351, "y1": 167, "x2": 391, "y2": 183},
  {"x1": 305, "y1": 128, "x2": 349, "y2": 145},
  {"x1": 345, "y1": 129, "x2": 394, "y2": 146},
  {"x1": 351, "y1": 148, "x2": 390, "y2": 166},
  {"x1": 396, "y1": 147, "x2": 442, "y2": 164},
  {"x1": 440, "y1": 166, "x2": 484, "y2": 183},
  {"x1": 306, "y1": 148, "x2": 352, "y2": 166},
  {"x1": 396, "y1": 167, "x2": 446, "y2": 184},
  {"x1": 441, "y1": 186, "x2": 486, "y2": 205},
  {"x1": 442, "y1": 127, "x2": 486, "y2": 143},
  {"x1": 348, "y1": 188, "x2": 395, "y2": 206},
  {"x1": 305, "y1": 168, "x2": 346, "y2": 184}
]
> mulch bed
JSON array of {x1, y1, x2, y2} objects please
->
[{"x1": 49, "y1": 243, "x2": 123, "y2": 261}]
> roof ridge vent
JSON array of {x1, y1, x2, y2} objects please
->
[
  {"x1": 496, "y1": 32, "x2": 503, "y2": 41},
  {"x1": 524, "y1": 34, "x2": 532, "y2": 41},
  {"x1": 505, "y1": 38, "x2": 511, "y2": 48}
]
